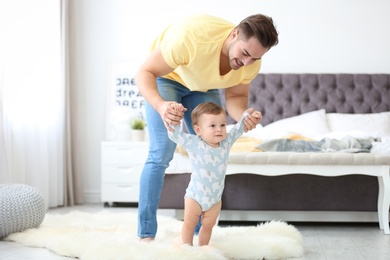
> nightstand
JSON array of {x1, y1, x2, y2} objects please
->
[{"x1": 101, "y1": 141, "x2": 148, "y2": 207}]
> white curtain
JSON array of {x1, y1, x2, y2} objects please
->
[{"x1": 0, "y1": 0, "x2": 82, "y2": 207}]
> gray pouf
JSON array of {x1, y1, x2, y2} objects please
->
[{"x1": 0, "y1": 183, "x2": 46, "y2": 239}]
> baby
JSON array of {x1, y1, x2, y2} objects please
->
[{"x1": 168, "y1": 102, "x2": 259, "y2": 246}]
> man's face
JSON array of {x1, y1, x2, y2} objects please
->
[{"x1": 228, "y1": 32, "x2": 268, "y2": 70}]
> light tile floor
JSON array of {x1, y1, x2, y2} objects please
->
[{"x1": 0, "y1": 204, "x2": 389, "y2": 260}]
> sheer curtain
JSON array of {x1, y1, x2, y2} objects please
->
[{"x1": 0, "y1": 0, "x2": 83, "y2": 207}]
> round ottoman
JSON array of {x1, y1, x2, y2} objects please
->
[{"x1": 0, "y1": 183, "x2": 46, "y2": 238}]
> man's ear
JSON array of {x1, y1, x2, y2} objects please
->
[
  {"x1": 231, "y1": 29, "x2": 239, "y2": 39},
  {"x1": 193, "y1": 125, "x2": 201, "y2": 135}
]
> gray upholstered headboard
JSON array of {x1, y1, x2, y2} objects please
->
[{"x1": 221, "y1": 74, "x2": 390, "y2": 126}]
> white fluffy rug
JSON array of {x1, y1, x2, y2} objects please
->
[{"x1": 5, "y1": 211, "x2": 304, "y2": 260}]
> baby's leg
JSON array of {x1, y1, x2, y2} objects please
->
[
  {"x1": 198, "y1": 200, "x2": 222, "y2": 246},
  {"x1": 182, "y1": 197, "x2": 202, "y2": 245}
]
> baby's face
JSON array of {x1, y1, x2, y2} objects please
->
[{"x1": 195, "y1": 112, "x2": 227, "y2": 147}]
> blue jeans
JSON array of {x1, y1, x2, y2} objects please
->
[{"x1": 137, "y1": 77, "x2": 222, "y2": 238}]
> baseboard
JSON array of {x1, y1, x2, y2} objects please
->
[
  {"x1": 174, "y1": 210, "x2": 389, "y2": 223},
  {"x1": 83, "y1": 190, "x2": 101, "y2": 204}
]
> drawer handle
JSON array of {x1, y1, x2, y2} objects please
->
[
  {"x1": 116, "y1": 167, "x2": 134, "y2": 174},
  {"x1": 116, "y1": 148, "x2": 135, "y2": 151},
  {"x1": 116, "y1": 185, "x2": 134, "y2": 191}
]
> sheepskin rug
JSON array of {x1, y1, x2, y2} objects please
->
[{"x1": 5, "y1": 211, "x2": 304, "y2": 259}]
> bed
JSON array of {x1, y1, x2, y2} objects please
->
[{"x1": 159, "y1": 73, "x2": 390, "y2": 234}]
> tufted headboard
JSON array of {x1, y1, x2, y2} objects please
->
[{"x1": 221, "y1": 74, "x2": 390, "y2": 126}]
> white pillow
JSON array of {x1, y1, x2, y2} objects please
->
[
  {"x1": 316, "y1": 130, "x2": 374, "y2": 141},
  {"x1": 243, "y1": 124, "x2": 264, "y2": 138},
  {"x1": 227, "y1": 123, "x2": 264, "y2": 138},
  {"x1": 259, "y1": 109, "x2": 330, "y2": 139},
  {"x1": 327, "y1": 112, "x2": 390, "y2": 138}
]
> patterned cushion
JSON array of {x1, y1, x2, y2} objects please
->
[{"x1": 0, "y1": 184, "x2": 46, "y2": 238}]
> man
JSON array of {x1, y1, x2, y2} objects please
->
[{"x1": 135, "y1": 13, "x2": 279, "y2": 241}]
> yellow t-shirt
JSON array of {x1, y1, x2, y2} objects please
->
[{"x1": 151, "y1": 14, "x2": 261, "y2": 92}]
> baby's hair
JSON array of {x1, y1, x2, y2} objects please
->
[{"x1": 191, "y1": 102, "x2": 224, "y2": 127}]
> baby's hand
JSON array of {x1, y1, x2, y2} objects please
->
[
  {"x1": 163, "y1": 102, "x2": 187, "y2": 132},
  {"x1": 250, "y1": 110, "x2": 262, "y2": 120},
  {"x1": 170, "y1": 103, "x2": 186, "y2": 112},
  {"x1": 243, "y1": 108, "x2": 262, "y2": 132},
  {"x1": 166, "y1": 102, "x2": 186, "y2": 132}
]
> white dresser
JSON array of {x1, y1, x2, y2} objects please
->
[{"x1": 101, "y1": 141, "x2": 149, "y2": 207}]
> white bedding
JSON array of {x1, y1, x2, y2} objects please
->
[
  {"x1": 165, "y1": 111, "x2": 390, "y2": 174},
  {"x1": 371, "y1": 140, "x2": 390, "y2": 155},
  {"x1": 166, "y1": 140, "x2": 390, "y2": 174},
  {"x1": 166, "y1": 153, "x2": 192, "y2": 174}
]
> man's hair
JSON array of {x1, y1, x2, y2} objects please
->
[
  {"x1": 236, "y1": 14, "x2": 279, "y2": 49},
  {"x1": 191, "y1": 102, "x2": 224, "y2": 126}
]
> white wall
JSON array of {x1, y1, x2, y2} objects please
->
[{"x1": 69, "y1": 0, "x2": 390, "y2": 203}]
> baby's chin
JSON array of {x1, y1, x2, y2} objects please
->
[{"x1": 204, "y1": 138, "x2": 225, "y2": 147}]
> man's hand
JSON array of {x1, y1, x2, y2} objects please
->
[
  {"x1": 243, "y1": 108, "x2": 262, "y2": 132},
  {"x1": 170, "y1": 102, "x2": 186, "y2": 112},
  {"x1": 158, "y1": 102, "x2": 187, "y2": 132}
]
